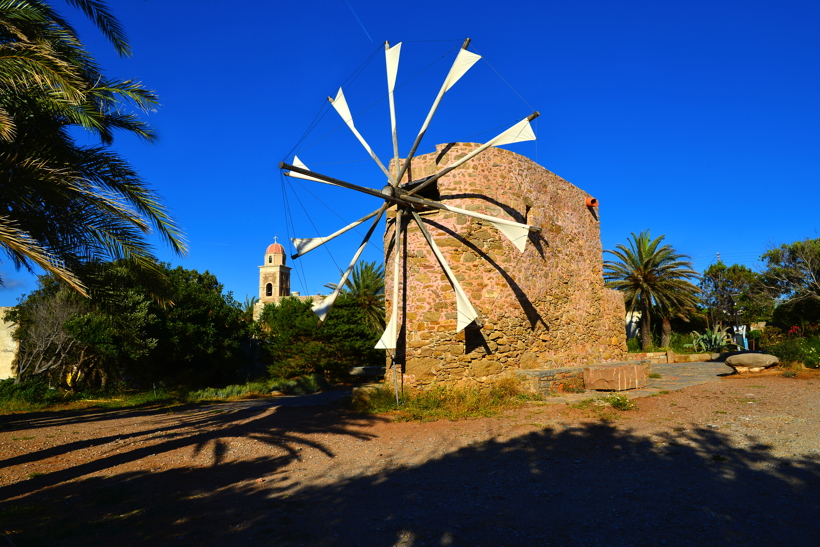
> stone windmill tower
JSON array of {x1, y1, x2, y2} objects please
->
[{"x1": 279, "y1": 40, "x2": 627, "y2": 389}]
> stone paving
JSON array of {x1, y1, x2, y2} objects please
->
[{"x1": 543, "y1": 360, "x2": 735, "y2": 404}]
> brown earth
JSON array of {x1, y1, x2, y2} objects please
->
[{"x1": 1, "y1": 372, "x2": 820, "y2": 547}]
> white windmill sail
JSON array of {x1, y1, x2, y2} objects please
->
[
  {"x1": 385, "y1": 42, "x2": 402, "y2": 179},
  {"x1": 312, "y1": 205, "x2": 385, "y2": 322},
  {"x1": 443, "y1": 48, "x2": 482, "y2": 92},
  {"x1": 396, "y1": 43, "x2": 481, "y2": 184},
  {"x1": 376, "y1": 209, "x2": 403, "y2": 349},
  {"x1": 417, "y1": 48, "x2": 481, "y2": 139},
  {"x1": 330, "y1": 88, "x2": 395, "y2": 183},
  {"x1": 385, "y1": 42, "x2": 402, "y2": 95},
  {"x1": 376, "y1": 315, "x2": 397, "y2": 350},
  {"x1": 441, "y1": 204, "x2": 531, "y2": 252},
  {"x1": 284, "y1": 156, "x2": 328, "y2": 184},
  {"x1": 291, "y1": 206, "x2": 383, "y2": 258},
  {"x1": 486, "y1": 117, "x2": 537, "y2": 146},
  {"x1": 411, "y1": 210, "x2": 478, "y2": 332}
]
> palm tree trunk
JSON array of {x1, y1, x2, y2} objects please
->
[
  {"x1": 661, "y1": 317, "x2": 672, "y2": 348},
  {"x1": 640, "y1": 298, "x2": 652, "y2": 350}
]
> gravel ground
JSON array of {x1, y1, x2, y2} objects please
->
[{"x1": 1, "y1": 371, "x2": 819, "y2": 547}]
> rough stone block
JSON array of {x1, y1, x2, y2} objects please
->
[
  {"x1": 583, "y1": 364, "x2": 646, "y2": 391},
  {"x1": 405, "y1": 357, "x2": 438, "y2": 382},
  {"x1": 470, "y1": 359, "x2": 502, "y2": 377},
  {"x1": 725, "y1": 353, "x2": 779, "y2": 373}
]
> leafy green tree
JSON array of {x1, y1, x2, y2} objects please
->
[
  {"x1": 0, "y1": 0, "x2": 186, "y2": 296},
  {"x1": 8, "y1": 262, "x2": 250, "y2": 389},
  {"x1": 145, "y1": 266, "x2": 248, "y2": 387},
  {"x1": 259, "y1": 294, "x2": 382, "y2": 380},
  {"x1": 700, "y1": 262, "x2": 773, "y2": 326},
  {"x1": 604, "y1": 230, "x2": 700, "y2": 350},
  {"x1": 761, "y1": 238, "x2": 820, "y2": 305}
]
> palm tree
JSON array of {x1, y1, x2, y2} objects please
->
[
  {"x1": 604, "y1": 230, "x2": 700, "y2": 350},
  {"x1": 326, "y1": 261, "x2": 385, "y2": 332},
  {"x1": 241, "y1": 295, "x2": 259, "y2": 322},
  {"x1": 0, "y1": 1, "x2": 186, "y2": 296}
]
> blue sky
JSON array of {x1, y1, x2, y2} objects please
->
[{"x1": 1, "y1": 0, "x2": 818, "y2": 305}]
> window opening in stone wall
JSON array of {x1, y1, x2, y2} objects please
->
[
  {"x1": 266, "y1": 283, "x2": 272, "y2": 297},
  {"x1": 268, "y1": 256, "x2": 272, "y2": 263},
  {"x1": 402, "y1": 178, "x2": 440, "y2": 202}
]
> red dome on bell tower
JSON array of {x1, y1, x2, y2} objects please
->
[{"x1": 266, "y1": 242, "x2": 285, "y2": 254}]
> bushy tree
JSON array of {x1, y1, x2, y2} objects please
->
[
  {"x1": 700, "y1": 262, "x2": 773, "y2": 326},
  {"x1": 8, "y1": 262, "x2": 250, "y2": 389},
  {"x1": 259, "y1": 295, "x2": 383, "y2": 380},
  {"x1": 145, "y1": 266, "x2": 248, "y2": 387},
  {"x1": 761, "y1": 238, "x2": 820, "y2": 305},
  {"x1": 604, "y1": 230, "x2": 700, "y2": 350}
]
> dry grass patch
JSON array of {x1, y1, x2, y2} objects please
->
[{"x1": 351, "y1": 377, "x2": 542, "y2": 422}]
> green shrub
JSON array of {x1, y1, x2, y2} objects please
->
[
  {"x1": 0, "y1": 378, "x2": 69, "y2": 406},
  {"x1": 186, "y1": 381, "x2": 271, "y2": 401},
  {"x1": 768, "y1": 338, "x2": 807, "y2": 364},
  {"x1": 602, "y1": 393, "x2": 637, "y2": 411},
  {"x1": 268, "y1": 374, "x2": 328, "y2": 395},
  {"x1": 185, "y1": 374, "x2": 328, "y2": 401},
  {"x1": 802, "y1": 338, "x2": 820, "y2": 368},
  {"x1": 669, "y1": 332, "x2": 695, "y2": 353},
  {"x1": 766, "y1": 336, "x2": 820, "y2": 368},
  {"x1": 626, "y1": 338, "x2": 641, "y2": 352}
]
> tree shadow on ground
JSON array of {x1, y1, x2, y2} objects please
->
[{"x1": 2, "y1": 409, "x2": 819, "y2": 546}]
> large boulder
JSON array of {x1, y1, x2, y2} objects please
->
[
  {"x1": 583, "y1": 364, "x2": 646, "y2": 391},
  {"x1": 724, "y1": 353, "x2": 780, "y2": 374}
]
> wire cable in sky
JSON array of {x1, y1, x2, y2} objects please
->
[{"x1": 344, "y1": 0, "x2": 373, "y2": 43}]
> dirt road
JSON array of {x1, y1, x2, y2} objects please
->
[{"x1": 1, "y1": 372, "x2": 819, "y2": 546}]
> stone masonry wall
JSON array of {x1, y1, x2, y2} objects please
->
[
  {"x1": 0, "y1": 307, "x2": 17, "y2": 380},
  {"x1": 384, "y1": 143, "x2": 626, "y2": 388}
]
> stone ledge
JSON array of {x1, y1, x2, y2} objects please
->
[{"x1": 517, "y1": 360, "x2": 652, "y2": 394}]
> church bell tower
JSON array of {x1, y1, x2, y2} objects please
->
[{"x1": 259, "y1": 238, "x2": 291, "y2": 304}]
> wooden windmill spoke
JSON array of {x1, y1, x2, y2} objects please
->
[
  {"x1": 395, "y1": 193, "x2": 540, "y2": 252},
  {"x1": 283, "y1": 159, "x2": 539, "y2": 254},
  {"x1": 312, "y1": 203, "x2": 388, "y2": 322},
  {"x1": 290, "y1": 206, "x2": 385, "y2": 259},
  {"x1": 395, "y1": 39, "x2": 480, "y2": 185},
  {"x1": 329, "y1": 88, "x2": 397, "y2": 185},
  {"x1": 410, "y1": 209, "x2": 479, "y2": 332},
  {"x1": 281, "y1": 161, "x2": 402, "y2": 203}
]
